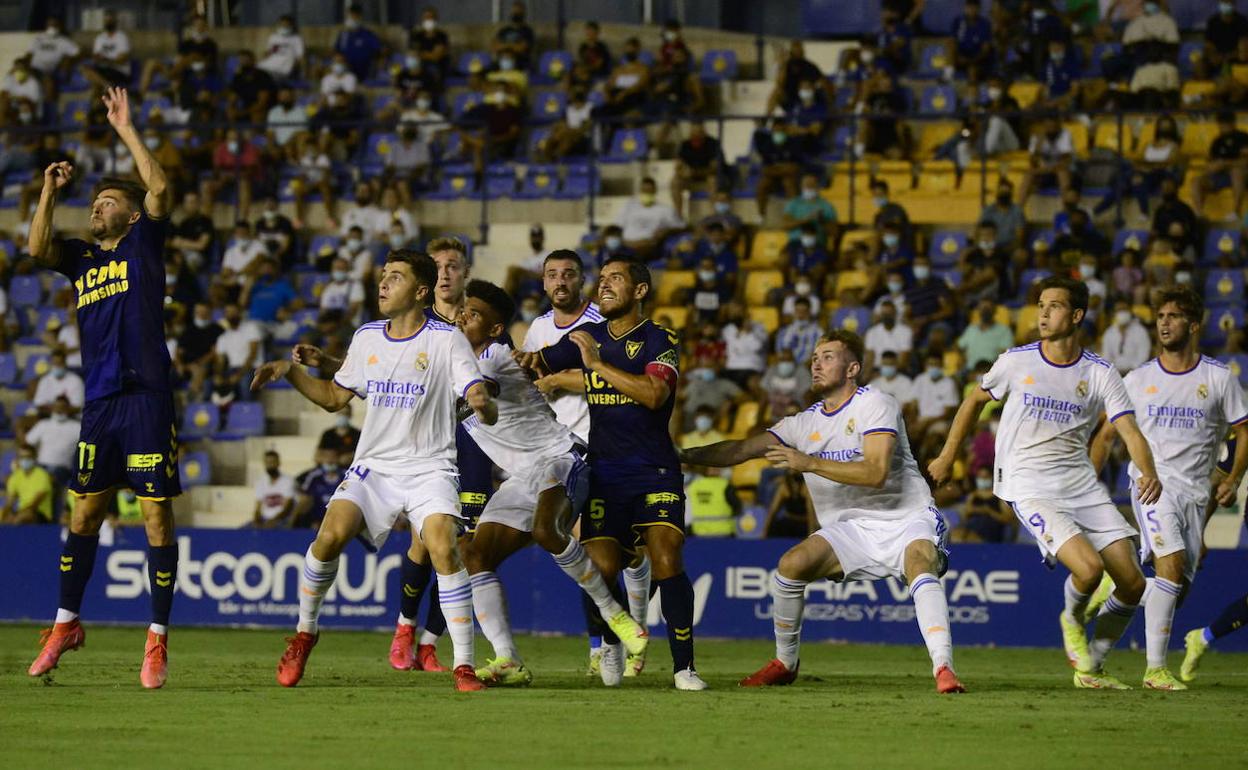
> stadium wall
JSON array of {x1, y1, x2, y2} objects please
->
[{"x1": 1, "y1": 527, "x2": 1245, "y2": 651}]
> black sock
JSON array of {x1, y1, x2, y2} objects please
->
[
  {"x1": 658, "y1": 572, "x2": 695, "y2": 673},
  {"x1": 58, "y1": 532, "x2": 100, "y2": 616},
  {"x1": 399, "y1": 552, "x2": 432, "y2": 622},
  {"x1": 1210, "y1": 592, "x2": 1248, "y2": 640},
  {"x1": 147, "y1": 544, "x2": 178, "y2": 627},
  {"x1": 424, "y1": 580, "x2": 446, "y2": 638}
]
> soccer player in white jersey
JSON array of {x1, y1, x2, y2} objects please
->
[
  {"x1": 523, "y1": 249, "x2": 654, "y2": 677},
  {"x1": 251, "y1": 250, "x2": 497, "y2": 692},
  {"x1": 681, "y1": 330, "x2": 966, "y2": 693},
  {"x1": 929, "y1": 276, "x2": 1163, "y2": 690},
  {"x1": 456, "y1": 279, "x2": 648, "y2": 686},
  {"x1": 1088, "y1": 286, "x2": 1248, "y2": 690}
]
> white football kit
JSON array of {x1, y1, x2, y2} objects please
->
[
  {"x1": 330, "y1": 318, "x2": 485, "y2": 550},
  {"x1": 767, "y1": 386, "x2": 946, "y2": 581},
  {"x1": 980, "y1": 343, "x2": 1137, "y2": 558},
  {"x1": 463, "y1": 341, "x2": 587, "y2": 532},
  {"x1": 1123, "y1": 356, "x2": 1248, "y2": 580},
  {"x1": 521, "y1": 302, "x2": 601, "y2": 442}
]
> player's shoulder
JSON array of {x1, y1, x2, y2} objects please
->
[
  {"x1": 646, "y1": 318, "x2": 680, "y2": 345},
  {"x1": 1201, "y1": 354, "x2": 1230, "y2": 372},
  {"x1": 479, "y1": 340, "x2": 513, "y2": 364},
  {"x1": 424, "y1": 318, "x2": 457, "y2": 334},
  {"x1": 1079, "y1": 349, "x2": 1114, "y2": 370},
  {"x1": 351, "y1": 321, "x2": 388, "y2": 339},
  {"x1": 995, "y1": 342, "x2": 1038, "y2": 364},
  {"x1": 853, "y1": 385, "x2": 899, "y2": 412}
]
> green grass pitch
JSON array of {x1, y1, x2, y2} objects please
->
[{"x1": 2, "y1": 625, "x2": 1245, "y2": 769}]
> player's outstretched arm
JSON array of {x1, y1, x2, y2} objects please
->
[
  {"x1": 1216, "y1": 421, "x2": 1248, "y2": 506},
  {"x1": 569, "y1": 330, "x2": 670, "y2": 410},
  {"x1": 465, "y1": 381, "x2": 498, "y2": 425},
  {"x1": 29, "y1": 162, "x2": 73, "y2": 269},
  {"x1": 680, "y1": 431, "x2": 780, "y2": 468},
  {"x1": 251, "y1": 359, "x2": 354, "y2": 412},
  {"x1": 1112, "y1": 413, "x2": 1162, "y2": 505},
  {"x1": 1088, "y1": 416, "x2": 1117, "y2": 475},
  {"x1": 292, "y1": 343, "x2": 343, "y2": 372},
  {"x1": 102, "y1": 86, "x2": 172, "y2": 219},
  {"x1": 534, "y1": 369, "x2": 584, "y2": 396},
  {"x1": 768, "y1": 432, "x2": 894, "y2": 488},
  {"x1": 928, "y1": 386, "x2": 994, "y2": 485}
]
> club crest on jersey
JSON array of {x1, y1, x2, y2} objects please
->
[
  {"x1": 414, "y1": 352, "x2": 429, "y2": 371},
  {"x1": 78, "y1": 472, "x2": 91, "y2": 486},
  {"x1": 625, "y1": 340, "x2": 643, "y2": 359},
  {"x1": 1197, "y1": 384, "x2": 1208, "y2": 399},
  {"x1": 1153, "y1": 534, "x2": 1165, "y2": 548},
  {"x1": 1076, "y1": 380, "x2": 1089, "y2": 397},
  {"x1": 845, "y1": 418, "x2": 856, "y2": 435}
]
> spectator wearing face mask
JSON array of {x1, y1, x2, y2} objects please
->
[
  {"x1": 952, "y1": 466, "x2": 1015, "y2": 543},
  {"x1": 22, "y1": 396, "x2": 79, "y2": 491},
  {"x1": 241, "y1": 257, "x2": 299, "y2": 326},
  {"x1": 596, "y1": 36, "x2": 651, "y2": 122},
  {"x1": 873, "y1": 269, "x2": 910, "y2": 318},
  {"x1": 721, "y1": 303, "x2": 770, "y2": 389},
  {"x1": 293, "y1": 449, "x2": 344, "y2": 529},
  {"x1": 460, "y1": 84, "x2": 523, "y2": 175},
  {"x1": 82, "y1": 10, "x2": 131, "y2": 90},
  {"x1": 957, "y1": 300, "x2": 1014, "y2": 371},
  {"x1": 1099, "y1": 302, "x2": 1151, "y2": 373},
  {"x1": 904, "y1": 257, "x2": 954, "y2": 342},
  {"x1": 336, "y1": 225, "x2": 373, "y2": 282},
  {"x1": 204, "y1": 130, "x2": 263, "y2": 221},
  {"x1": 255, "y1": 197, "x2": 296, "y2": 269},
  {"x1": 753, "y1": 118, "x2": 802, "y2": 219},
  {"x1": 592, "y1": 224, "x2": 635, "y2": 269},
  {"x1": 493, "y1": 1, "x2": 535, "y2": 69},
  {"x1": 678, "y1": 358, "x2": 744, "y2": 433},
  {"x1": 2, "y1": 445, "x2": 53, "y2": 525},
  {"x1": 615, "y1": 176, "x2": 685, "y2": 263},
  {"x1": 979, "y1": 179, "x2": 1025, "y2": 251},
  {"x1": 27, "y1": 16, "x2": 80, "y2": 99},
  {"x1": 681, "y1": 405, "x2": 726, "y2": 450},
  {"x1": 319, "y1": 405, "x2": 361, "y2": 453},
  {"x1": 320, "y1": 52, "x2": 359, "y2": 98},
  {"x1": 1076, "y1": 255, "x2": 1108, "y2": 325},
  {"x1": 1203, "y1": 0, "x2": 1248, "y2": 78},
  {"x1": 320, "y1": 256, "x2": 366, "y2": 323},
  {"x1": 760, "y1": 349, "x2": 812, "y2": 419},
  {"x1": 289, "y1": 134, "x2": 337, "y2": 230},
  {"x1": 265, "y1": 87, "x2": 309, "y2": 160},
  {"x1": 874, "y1": 222, "x2": 914, "y2": 277},
  {"x1": 863, "y1": 300, "x2": 913, "y2": 375},
  {"x1": 30, "y1": 349, "x2": 84, "y2": 413},
  {"x1": 253, "y1": 451, "x2": 297, "y2": 529},
  {"x1": 690, "y1": 256, "x2": 731, "y2": 324},
  {"x1": 775, "y1": 297, "x2": 822, "y2": 368},
  {"x1": 175, "y1": 303, "x2": 223, "y2": 398},
  {"x1": 170, "y1": 191, "x2": 215, "y2": 270},
  {"x1": 221, "y1": 220, "x2": 269, "y2": 282},
  {"x1": 334, "y1": 4, "x2": 384, "y2": 81},
  {"x1": 258, "y1": 15, "x2": 306, "y2": 80},
  {"x1": 783, "y1": 222, "x2": 830, "y2": 292},
  {"x1": 409, "y1": 8, "x2": 451, "y2": 89},
  {"x1": 536, "y1": 88, "x2": 593, "y2": 163},
  {"x1": 698, "y1": 190, "x2": 744, "y2": 247},
  {"x1": 780, "y1": 275, "x2": 821, "y2": 319},
  {"x1": 958, "y1": 221, "x2": 1009, "y2": 304},
  {"x1": 767, "y1": 39, "x2": 826, "y2": 115},
  {"x1": 339, "y1": 182, "x2": 388, "y2": 241},
  {"x1": 215, "y1": 303, "x2": 264, "y2": 391},
  {"x1": 782, "y1": 173, "x2": 838, "y2": 249},
  {"x1": 689, "y1": 221, "x2": 738, "y2": 279},
  {"x1": 910, "y1": 351, "x2": 960, "y2": 446},
  {"x1": 1111, "y1": 248, "x2": 1145, "y2": 303},
  {"x1": 869, "y1": 350, "x2": 914, "y2": 409},
  {"x1": 785, "y1": 78, "x2": 830, "y2": 156}
]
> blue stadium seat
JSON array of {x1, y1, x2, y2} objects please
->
[
  {"x1": 525, "y1": 127, "x2": 552, "y2": 160},
  {"x1": 139, "y1": 96, "x2": 172, "y2": 124},
  {"x1": 555, "y1": 165, "x2": 599, "y2": 199},
  {"x1": 60, "y1": 66, "x2": 90, "y2": 93},
  {"x1": 216, "y1": 402, "x2": 266, "y2": 440},
  {"x1": 1029, "y1": 229, "x2": 1057, "y2": 253},
  {"x1": 1178, "y1": 41, "x2": 1203, "y2": 78},
  {"x1": 222, "y1": 53, "x2": 241, "y2": 82},
  {"x1": 1019, "y1": 268, "x2": 1053, "y2": 294},
  {"x1": 0, "y1": 354, "x2": 16, "y2": 387},
  {"x1": 367, "y1": 53, "x2": 403, "y2": 87},
  {"x1": 530, "y1": 89, "x2": 567, "y2": 123},
  {"x1": 307, "y1": 235, "x2": 341, "y2": 264},
  {"x1": 33, "y1": 308, "x2": 67, "y2": 339},
  {"x1": 700, "y1": 50, "x2": 738, "y2": 83},
  {"x1": 361, "y1": 132, "x2": 397, "y2": 175},
  {"x1": 179, "y1": 451, "x2": 212, "y2": 488},
  {"x1": 452, "y1": 91, "x2": 484, "y2": 119},
  {"x1": 0, "y1": 448, "x2": 14, "y2": 482},
  {"x1": 516, "y1": 165, "x2": 559, "y2": 199},
  {"x1": 296, "y1": 273, "x2": 330, "y2": 303},
  {"x1": 831, "y1": 306, "x2": 871, "y2": 334},
  {"x1": 425, "y1": 168, "x2": 477, "y2": 200},
  {"x1": 920, "y1": 84, "x2": 958, "y2": 115},
  {"x1": 1112, "y1": 228, "x2": 1148, "y2": 255},
  {"x1": 485, "y1": 166, "x2": 518, "y2": 198},
  {"x1": 62, "y1": 99, "x2": 90, "y2": 125},
  {"x1": 22, "y1": 354, "x2": 50, "y2": 385},
  {"x1": 458, "y1": 51, "x2": 492, "y2": 77},
  {"x1": 928, "y1": 230, "x2": 967, "y2": 267},
  {"x1": 371, "y1": 93, "x2": 396, "y2": 115},
  {"x1": 1221, "y1": 354, "x2": 1248, "y2": 386},
  {"x1": 0, "y1": 239, "x2": 15, "y2": 262},
  {"x1": 1205, "y1": 269, "x2": 1245, "y2": 305},
  {"x1": 9, "y1": 276, "x2": 42, "y2": 308},
  {"x1": 12, "y1": 401, "x2": 35, "y2": 420},
  {"x1": 535, "y1": 50, "x2": 573, "y2": 84},
  {"x1": 1088, "y1": 42, "x2": 1122, "y2": 78},
  {"x1": 1204, "y1": 228, "x2": 1240, "y2": 263},
  {"x1": 1203, "y1": 305, "x2": 1244, "y2": 347},
  {"x1": 182, "y1": 402, "x2": 219, "y2": 439},
  {"x1": 915, "y1": 44, "x2": 950, "y2": 80},
  {"x1": 602, "y1": 128, "x2": 648, "y2": 162}
]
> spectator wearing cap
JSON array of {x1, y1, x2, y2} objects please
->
[{"x1": 335, "y1": 3, "x2": 384, "y2": 81}]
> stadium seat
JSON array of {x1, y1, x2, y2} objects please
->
[
  {"x1": 361, "y1": 132, "x2": 397, "y2": 176},
  {"x1": 729, "y1": 401, "x2": 760, "y2": 439},
  {"x1": 1093, "y1": 119, "x2": 1134, "y2": 153},
  {"x1": 1112, "y1": 228, "x2": 1148, "y2": 255},
  {"x1": 485, "y1": 165, "x2": 518, "y2": 198},
  {"x1": 656, "y1": 271, "x2": 696, "y2": 305},
  {"x1": 1205, "y1": 270, "x2": 1245, "y2": 305},
  {"x1": 700, "y1": 50, "x2": 738, "y2": 83},
  {"x1": 834, "y1": 269, "x2": 870, "y2": 295},
  {"x1": 1181, "y1": 120, "x2": 1218, "y2": 157},
  {"x1": 1029, "y1": 230, "x2": 1057, "y2": 253},
  {"x1": 530, "y1": 89, "x2": 567, "y2": 123},
  {"x1": 927, "y1": 230, "x2": 967, "y2": 267},
  {"x1": 1063, "y1": 122, "x2": 1089, "y2": 153},
  {"x1": 555, "y1": 165, "x2": 599, "y2": 199},
  {"x1": 731, "y1": 457, "x2": 770, "y2": 489},
  {"x1": 179, "y1": 451, "x2": 212, "y2": 488},
  {"x1": 22, "y1": 354, "x2": 50, "y2": 385},
  {"x1": 182, "y1": 402, "x2": 219, "y2": 439},
  {"x1": 12, "y1": 401, "x2": 35, "y2": 419},
  {"x1": 1018, "y1": 268, "x2": 1053, "y2": 293},
  {"x1": 458, "y1": 51, "x2": 492, "y2": 76},
  {"x1": 0, "y1": 239, "x2": 15, "y2": 262},
  {"x1": 1007, "y1": 82, "x2": 1042, "y2": 108},
  {"x1": 1179, "y1": 41, "x2": 1203, "y2": 78},
  {"x1": 296, "y1": 273, "x2": 330, "y2": 303},
  {"x1": 0, "y1": 354, "x2": 16, "y2": 387},
  {"x1": 535, "y1": 50, "x2": 573, "y2": 84},
  {"x1": 1203, "y1": 305, "x2": 1244, "y2": 347},
  {"x1": 62, "y1": 99, "x2": 90, "y2": 125},
  {"x1": 747, "y1": 230, "x2": 789, "y2": 268},
  {"x1": 743, "y1": 270, "x2": 784, "y2": 305},
  {"x1": 452, "y1": 90, "x2": 485, "y2": 119},
  {"x1": 0, "y1": 448, "x2": 14, "y2": 482},
  {"x1": 1014, "y1": 305, "x2": 1039, "y2": 343},
  {"x1": 748, "y1": 306, "x2": 780, "y2": 333},
  {"x1": 427, "y1": 168, "x2": 477, "y2": 200},
  {"x1": 308, "y1": 235, "x2": 340, "y2": 263},
  {"x1": 1221, "y1": 354, "x2": 1248, "y2": 386},
  {"x1": 915, "y1": 44, "x2": 949, "y2": 80},
  {"x1": 735, "y1": 506, "x2": 767, "y2": 539},
  {"x1": 515, "y1": 165, "x2": 559, "y2": 199},
  {"x1": 916, "y1": 121, "x2": 961, "y2": 159},
  {"x1": 525, "y1": 127, "x2": 552, "y2": 160},
  {"x1": 1088, "y1": 42, "x2": 1122, "y2": 78},
  {"x1": 935, "y1": 268, "x2": 962, "y2": 288},
  {"x1": 216, "y1": 402, "x2": 266, "y2": 440},
  {"x1": 1204, "y1": 228, "x2": 1240, "y2": 263},
  {"x1": 33, "y1": 308, "x2": 67, "y2": 339},
  {"x1": 831, "y1": 306, "x2": 871, "y2": 333},
  {"x1": 653, "y1": 306, "x2": 689, "y2": 330},
  {"x1": 9, "y1": 276, "x2": 42, "y2": 308},
  {"x1": 601, "y1": 128, "x2": 648, "y2": 162}
]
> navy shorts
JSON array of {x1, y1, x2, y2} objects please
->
[
  {"x1": 456, "y1": 424, "x2": 493, "y2": 535},
  {"x1": 582, "y1": 464, "x2": 685, "y2": 554},
  {"x1": 71, "y1": 391, "x2": 182, "y2": 499},
  {"x1": 1218, "y1": 437, "x2": 1237, "y2": 475}
]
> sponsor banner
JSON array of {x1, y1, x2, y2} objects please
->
[{"x1": 0, "y1": 527, "x2": 1244, "y2": 651}]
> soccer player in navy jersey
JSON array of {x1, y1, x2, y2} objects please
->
[
  {"x1": 516, "y1": 256, "x2": 707, "y2": 690},
  {"x1": 26, "y1": 87, "x2": 180, "y2": 688}
]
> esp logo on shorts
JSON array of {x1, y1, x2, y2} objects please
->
[{"x1": 126, "y1": 453, "x2": 164, "y2": 472}]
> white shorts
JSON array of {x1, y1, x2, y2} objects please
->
[
  {"x1": 814, "y1": 507, "x2": 949, "y2": 582},
  {"x1": 1130, "y1": 481, "x2": 1203, "y2": 582},
  {"x1": 1011, "y1": 497, "x2": 1137, "y2": 562},
  {"x1": 329, "y1": 466, "x2": 461, "y2": 552},
  {"x1": 477, "y1": 450, "x2": 586, "y2": 532}
]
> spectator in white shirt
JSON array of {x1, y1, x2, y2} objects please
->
[
  {"x1": 862, "y1": 299, "x2": 913, "y2": 376},
  {"x1": 266, "y1": 87, "x2": 308, "y2": 155},
  {"x1": 23, "y1": 397, "x2": 80, "y2": 487},
  {"x1": 84, "y1": 10, "x2": 132, "y2": 90},
  {"x1": 258, "y1": 15, "x2": 306, "y2": 80},
  {"x1": 320, "y1": 257, "x2": 366, "y2": 323},
  {"x1": 910, "y1": 350, "x2": 960, "y2": 447},
  {"x1": 339, "y1": 182, "x2": 388, "y2": 241},
  {"x1": 1, "y1": 60, "x2": 44, "y2": 115},
  {"x1": 320, "y1": 53, "x2": 358, "y2": 97},
  {"x1": 1018, "y1": 114, "x2": 1074, "y2": 208},
  {"x1": 221, "y1": 220, "x2": 269, "y2": 282},
  {"x1": 759, "y1": 349, "x2": 812, "y2": 418},
  {"x1": 378, "y1": 186, "x2": 419, "y2": 243},
  {"x1": 775, "y1": 297, "x2": 822, "y2": 366},
  {"x1": 615, "y1": 176, "x2": 685, "y2": 263},
  {"x1": 1099, "y1": 301, "x2": 1152, "y2": 373},
  {"x1": 28, "y1": 16, "x2": 80, "y2": 88},
  {"x1": 721, "y1": 303, "x2": 769, "y2": 388},
  {"x1": 253, "y1": 450, "x2": 297, "y2": 528},
  {"x1": 291, "y1": 133, "x2": 336, "y2": 229},
  {"x1": 29, "y1": 350, "x2": 85, "y2": 414},
  {"x1": 869, "y1": 350, "x2": 914, "y2": 411},
  {"x1": 338, "y1": 226, "x2": 374, "y2": 282},
  {"x1": 215, "y1": 303, "x2": 264, "y2": 393},
  {"x1": 398, "y1": 90, "x2": 450, "y2": 145}
]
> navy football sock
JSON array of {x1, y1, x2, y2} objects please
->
[
  {"x1": 58, "y1": 532, "x2": 100, "y2": 616},
  {"x1": 147, "y1": 544, "x2": 178, "y2": 627},
  {"x1": 1209, "y1": 592, "x2": 1248, "y2": 641},
  {"x1": 658, "y1": 572, "x2": 696, "y2": 673},
  {"x1": 424, "y1": 580, "x2": 446, "y2": 637},
  {"x1": 399, "y1": 552, "x2": 433, "y2": 622}
]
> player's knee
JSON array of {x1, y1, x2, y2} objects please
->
[
  {"x1": 777, "y1": 549, "x2": 814, "y2": 581},
  {"x1": 904, "y1": 540, "x2": 938, "y2": 572},
  {"x1": 1154, "y1": 555, "x2": 1187, "y2": 585},
  {"x1": 1114, "y1": 569, "x2": 1147, "y2": 604},
  {"x1": 531, "y1": 516, "x2": 562, "y2": 552}
]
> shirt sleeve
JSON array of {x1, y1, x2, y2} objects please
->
[
  {"x1": 979, "y1": 351, "x2": 1012, "y2": 400},
  {"x1": 860, "y1": 391, "x2": 903, "y2": 437},
  {"x1": 539, "y1": 331, "x2": 582, "y2": 373},
  {"x1": 1221, "y1": 370, "x2": 1248, "y2": 426},
  {"x1": 331, "y1": 335, "x2": 367, "y2": 399},
  {"x1": 766, "y1": 413, "x2": 800, "y2": 448},
  {"x1": 1099, "y1": 366, "x2": 1135, "y2": 423},
  {"x1": 645, "y1": 326, "x2": 681, "y2": 390},
  {"x1": 475, "y1": 345, "x2": 506, "y2": 386},
  {"x1": 448, "y1": 330, "x2": 486, "y2": 398}
]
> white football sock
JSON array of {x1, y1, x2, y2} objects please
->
[
  {"x1": 297, "y1": 547, "x2": 339, "y2": 635},
  {"x1": 419, "y1": 629, "x2": 440, "y2": 646},
  {"x1": 1145, "y1": 577, "x2": 1182, "y2": 669},
  {"x1": 471, "y1": 571, "x2": 519, "y2": 662},
  {"x1": 437, "y1": 569, "x2": 475, "y2": 668},
  {"x1": 910, "y1": 573, "x2": 954, "y2": 674},
  {"x1": 1089, "y1": 593, "x2": 1139, "y2": 670},
  {"x1": 55, "y1": 608, "x2": 79, "y2": 624},
  {"x1": 772, "y1": 574, "x2": 807, "y2": 670},
  {"x1": 1064, "y1": 574, "x2": 1092, "y2": 625},
  {"x1": 552, "y1": 538, "x2": 625, "y2": 618},
  {"x1": 397, "y1": 613, "x2": 417, "y2": 627},
  {"x1": 149, "y1": 623, "x2": 168, "y2": 636},
  {"x1": 623, "y1": 554, "x2": 653, "y2": 625}
]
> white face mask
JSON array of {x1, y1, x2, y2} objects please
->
[
  {"x1": 416, "y1": 97, "x2": 432, "y2": 111},
  {"x1": 1175, "y1": 271, "x2": 1192, "y2": 285},
  {"x1": 1078, "y1": 263, "x2": 1096, "y2": 279},
  {"x1": 975, "y1": 477, "x2": 993, "y2": 490},
  {"x1": 499, "y1": 57, "x2": 515, "y2": 71},
  {"x1": 977, "y1": 240, "x2": 994, "y2": 252},
  {"x1": 19, "y1": 458, "x2": 35, "y2": 472},
  {"x1": 913, "y1": 265, "x2": 931, "y2": 280},
  {"x1": 423, "y1": 19, "x2": 437, "y2": 31},
  {"x1": 799, "y1": 88, "x2": 814, "y2": 102},
  {"x1": 1115, "y1": 310, "x2": 1132, "y2": 326},
  {"x1": 887, "y1": 279, "x2": 904, "y2": 294},
  {"x1": 331, "y1": 62, "x2": 346, "y2": 75},
  {"x1": 144, "y1": 136, "x2": 160, "y2": 149},
  {"x1": 698, "y1": 269, "x2": 716, "y2": 283},
  {"x1": 714, "y1": 201, "x2": 731, "y2": 215},
  {"x1": 332, "y1": 270, "x2": 349, "y2": 281},
  {"x1": 927, "y1": 366, "x2": 943, "y2": 380},
  {"x1": 605, "y1": 236, "x2": 622, "y2": 251},
  {"x1": 405, "y1": 56, "x2": 420, "y2": 70},
  {"x1": 795, "y1": 281, "x2": 812, "y2": 295},
  {"x1": 279, "y1": 25, "x2": 293, "y2": 35},
  {"x1": 694, "y1": 415, "x2": 713, "y2": 433},
  {"x1": 882, "y1": 233, "x2": 899, "y2": 249},
  {"x1": 800, "y1": 234, "x2": 817, "y2": 248},
  {"x1": 389, "y1": 234, "x2": 406, "y2": 248},
  {"x1": 801, "y1": 188, "x2": 818, "y2": 200},
  {"x1": 53, "y1": 412, "x2": 68, "y2": 423},
  {"x1": 776, "y1": 361, "x2": 796, "y2": 377},
  {"x1": 346, "y1": 237, "x2": 362, "y2": 251},
  {"x1": 986, "y1": 86, "x2": 1002, "y2": 100},
  {"x1": 879, "y1": 364, "x2": 897, "y2": 378}
]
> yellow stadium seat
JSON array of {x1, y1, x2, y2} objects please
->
[
  {"x1": 731, "y1": 457, "x2": 770, "y2": 489},
  {"x1": 1063, "y1": 122, "x2": 1089, "y2": 153},
  {"x1": 916, "y1": 121, "x2": 962, "y2": 159},
  {"x1": 835, "y1": 269, "x2": 870, "y2": 294},
  {"x1": 873, "y1": 159, "x2": 913, "y2": 192},
  {"x1": 1014, "y1": 305, "x2": 1039, "y2": 343},
  {"x1": 1131, "y1": 303, "x2": 1154, "y2": 324},
  {"x1": 1181, "y1": 121, "x2": 1218, "y2": 157},
  {"x1": 1093, "y1": 120, "x2": 1134, "y2": 153},
  {"x1": 748, "y1": 230, "x2": 789, "y2": 269},
  {"x1": 654, "y1": 306, "x2": 689, "y2": 330},
  {"x1": 744, "y1": 270, "x2": 785, "y2": 305},
  {"x1": 1008, "y1": 82, "x2": 1043, "y2": 108},
  {"x1": 729, "y1": 401, "x2": 761, "y2": 438},
  {"x1": 656, "y1": 270, "x2": 696, "y2": 305},
  {"x1": 747, "y1": 305, "x2": 780, "y2": 333},
  {"x1": 1181, "y1": 80, "x2": 1216, "y2": 104},
  {"x1": 840, "y1": 229, "x2": 875, "y2": 254},
  {"x1": 994, "y1": 304, "x2": 1011, "y2": 327},
  {"x1": 917, "y1": 160, "x2": 959, "y2": 193}
]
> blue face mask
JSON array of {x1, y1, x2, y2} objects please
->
[
  {"x1": 882, "y1": 233, "x2": 900, "y2": 249},
  {"x1": 927, "y1": 366, "x2": 943, "y2": 380},
  {"x1": 771, "y1": 130, "x2": 787, "y2": 145}
]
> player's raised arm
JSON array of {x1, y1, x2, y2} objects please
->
[
  {"x1": 102, "y1": 87, "x2": 172, "y2": 219},
  {"x1": 928, "y1": 385, "x2": 995, "y2": 485},
  {"x1": 28, "y1": 161, "x2": 73, "y2": 269},
  {"x1": 569, "y1": 330, "x2": 671, "y2": 410},
  {"x1": 1110, "y1": 412, "x2": 1162, "y2": 505},
  {"x1": 768, "y1": 432, "x2": 895, "y2": 488},
  {"x1": 250, "y1": 359, "x2": 354, "y2": 412},
  {"x1": 680, "y1": 431, "x2": 780, "y2": 467}
]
